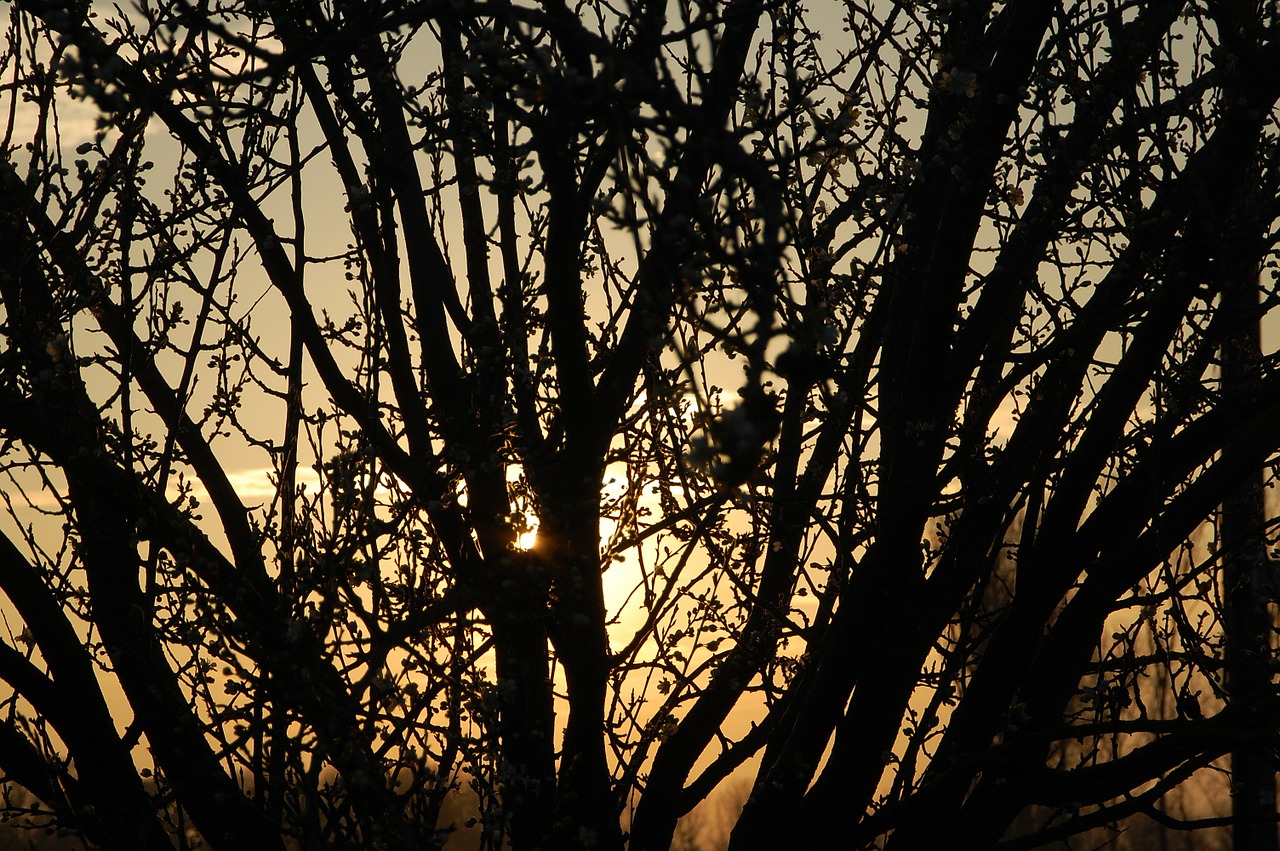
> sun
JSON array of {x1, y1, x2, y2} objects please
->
[{"x1": 516, "y1": 525, "x2": 539, "y2": 551}]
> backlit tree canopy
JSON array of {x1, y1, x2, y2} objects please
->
[{"x1": 2, "y1": 1, "x2": 1280, "y2": 849}]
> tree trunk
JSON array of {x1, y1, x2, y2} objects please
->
[{"x1": 1221, "y1": 268, "x2": 1279, "y2": 851}]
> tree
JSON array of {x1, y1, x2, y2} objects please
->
[{"x1": 2, "y1": 0, "x2": 1280, "y2": 849}]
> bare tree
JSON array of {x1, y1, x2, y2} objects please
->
[{"x1": 2, "y1": 1, "x2": 1280, "y2": 850}]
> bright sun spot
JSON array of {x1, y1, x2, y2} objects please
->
[{"x1": 516, "y1": 524, "x2": 539, "y2": 551}]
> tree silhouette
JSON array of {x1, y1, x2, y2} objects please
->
[{"x1": 2, "y1": 1, "x2": 1280, "y2": 849}]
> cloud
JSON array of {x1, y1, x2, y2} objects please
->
[
  {"x1": 219, "y1": 466, "x2": 322, "y2": 504},
  {"x1": 10, "y1": 96, "x2": 104, "y2": 149}
]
